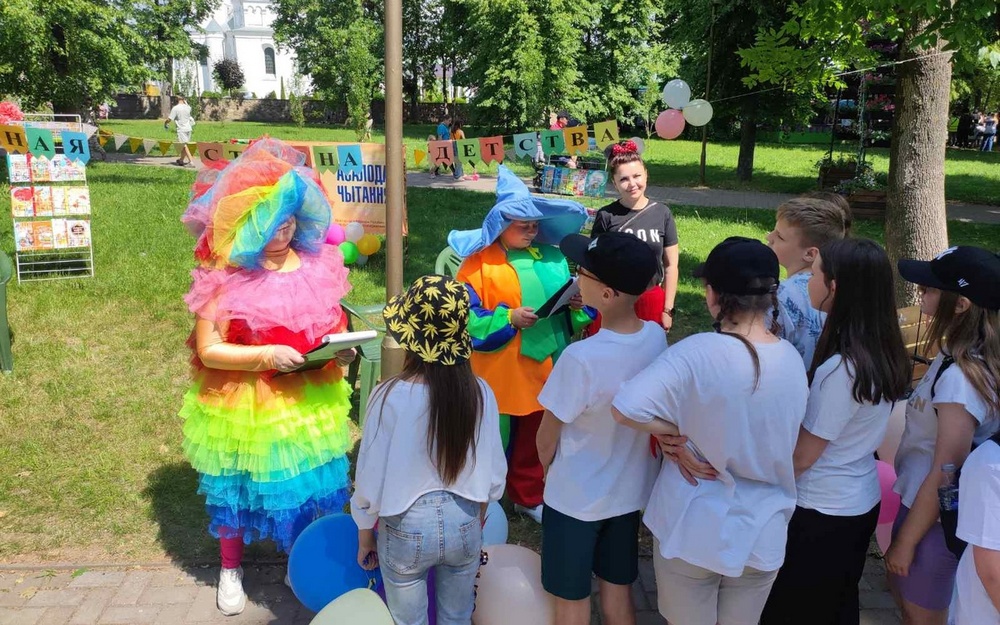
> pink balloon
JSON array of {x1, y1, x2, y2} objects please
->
[
  {"x1": 877, "y1": 461, "x2": 901, "y2": 525},
  {"x1": 875, "y1": 523, "x2": 893, "y2": 554},
  {"x1": 655, "y1": 109, "x2": 686, "y2": 140},
  {"x1": 325, "y1": 223, "x2": 346, "y2": 246}
]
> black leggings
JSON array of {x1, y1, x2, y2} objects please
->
[{"x1": 759, "y1": 503, "x2": 880, "y2": 625}]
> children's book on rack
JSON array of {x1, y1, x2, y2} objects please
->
[
  {"x1": 7, "y1": 153, "x2": 86, "y2": 183},
  {"x1": 8, "y1": 185, "x2": 90, "y2": 218},
  {"x1": 538, "y1": 165, "x2": 608, "y2": 198}
]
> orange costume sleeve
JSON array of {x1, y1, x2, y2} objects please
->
[{"x1": 457, "y1": 242, "x2": 554, "y2": 416}]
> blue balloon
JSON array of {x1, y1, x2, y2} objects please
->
[
  {"x1": 288, "y1": 514, "x2": 381, "y2": 612},
  {"x1": 482, "y1": 501, "x2": 508, "y2": 546}
]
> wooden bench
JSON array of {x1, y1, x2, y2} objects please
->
[{"x1": 899, "y1": 305, "x2": 937, "y2": 384}]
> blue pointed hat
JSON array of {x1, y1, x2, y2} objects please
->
[{"x1": 447, "y1": 165, "x2": 588, "y2": 258}]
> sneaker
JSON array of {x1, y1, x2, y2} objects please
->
[
  {"x1": 217, "y1": 566, "x2": 246, "y2": 616},
  {"x1": 514, "y1": 503, "x2": 544, "y2": 524}
]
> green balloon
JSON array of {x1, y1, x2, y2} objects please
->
[{"x1": 339, "y1": 241, "x2": 359, "y2": 264}]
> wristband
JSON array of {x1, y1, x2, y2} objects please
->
[{"x1": 663, "y1": 307, "x2": 675, "y2": 317}]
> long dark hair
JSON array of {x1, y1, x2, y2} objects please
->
[
  {"x1": 924, "y1": 290, "x2": 1000, "y2": 416},
  {"x1": 712, "y1": 280, "x2": 780, "y2": 390},
  {"x1": 368, "y1": 352, "x2": 484, "y2": 485},
  {"x1": 809, "y1": 238, "x2": 910, "y2": 403}
]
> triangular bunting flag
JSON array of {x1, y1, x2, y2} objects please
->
[
  {"x1": 158, "y1": 141, "x2": 173, "y2": 155},
  {"x1": 127, "y1": 137, "x2": 143, "y2": 153},
  {"x1": 81, "y1": 124, "x2": 98, "y2": 138},
  {"x1": 113, "y1": 134, "x2": 129, "y2": 150},
  {"x1": 142, "y1": 139, "x2": 157, "y2": 155},
  {"x1": 98, "y1": 135, "x2": 109, "y2": 147},
  {"x1": 414, "y1": 148, "x2": 427, "y2": 166}
]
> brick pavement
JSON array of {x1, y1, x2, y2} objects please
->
[{"x1": 0, "y1": 553, "x2": 899, "y2": 625}]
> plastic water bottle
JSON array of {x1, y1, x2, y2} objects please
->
[{"x1": 938, "y1": 463, "x2": 959, "y2": 511}]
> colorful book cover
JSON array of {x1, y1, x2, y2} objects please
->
[
  {"x1": 32, "y1": 186, "x2": 53, "y2": 217},
  {"x1": 30, "y1": 156, "x2": 51, "y2": 182},
  {"x1": 558, "y1": 168, "x2": 575, "y2": 195},
  {"x1": 51, "y1": 219, "x2": 69, "y2": 249},
  {"x1": 10, "y1": 187, "x2": 34, "y2": 217},
  {"x1": 48, "y1": 155, "x2": 68, "y2": 182},
  {"x1": 541, "y1": 166, "x2": 556, "y2": 193},
  {"x1": 62, "y1": 157, "x2": 87, "y2": 182},
  {"x1": 14, "y1": 222, "x2": 35, "y2": 251},
  {"x1": 51, "y1": 187, "x2": 67, "y2": 216},
  {"x1": 584, "y1": 170, "x2": 608, "y2": 198},
  {"x1": 66, "y1": 187, "x2": 91, "y2": 215},
  {"x1": 7, "y1": 154, "x2": 30, "y2": 183},
  {"x1": 67, "y1": 220, "x2": 91, "y2": 248},
  {"x1": 573, "y1": 170, "x2": 588, "y2": 196},
  {"x1": 33, "y1": 220, "x2": 54, "y2": 250}
]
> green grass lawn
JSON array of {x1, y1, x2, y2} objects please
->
[
  {"x1": 1, "y1": 161, "x2": 998, "y2": 564},
  {"x1": 100, "y1": 119, "x2": 1000, "y2": 206}
]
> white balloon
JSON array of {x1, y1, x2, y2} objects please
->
[
  {"x1": 473, "y1": 545, "x2": 553, "y2": 625},
  {"x1": 355, "y1": 254, "x2": 369, "y2": 267},
  {"x1": 877, "y1": 400, "x2": 906, "y2": 468},
  {"x1": 628, "y1": 137, "x2": 645, "y2": 155},
  {"x1": 482, "y1": 501, "x2": 508, "y2": 546},
  {"x1": 345, "y1": 222, "x2": 365, "y2": 243},
  {"x1": 682, "y1": 99, "x2": 714, "y2": 127},
  {"x1": 661, "y1": 79, "x2": 692, "y2": 110},
  {"x1": 310, "y1": 589, "x2": 392, "y2": 625}
]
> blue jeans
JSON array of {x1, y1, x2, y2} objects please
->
[
  {"x1": 982, "y1": 134, "x2": 996, "y2": 152},
  {"x1": 378, "y1": 491, "x2": 483, "y2": 625}
]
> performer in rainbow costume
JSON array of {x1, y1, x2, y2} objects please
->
[
  {"x1": 448, "y1": 165, "x2": 594, "y2": 524},
  {"x1": 179, "y1": 139, "x2": 354, "y2": 616}
]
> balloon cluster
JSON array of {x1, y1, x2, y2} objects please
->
[
  {"x1": 325, "y1": 221, "x2": 382, "y2": 267},
  {"x1": 288, "y1": 503, "x2": 514, "y2": 622},
  {"x1": 654, "y1": 79, "x2": 715, "y2": 140}
]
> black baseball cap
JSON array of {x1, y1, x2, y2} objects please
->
[
  {"x1": 898, "y1": 246, "x2": 1000, "y2": 310},
  {"x1": 560, "y1": 232, "x2": 658, "y2": 296},
  {"x1": 693, "y1": 237, "x2": 780, "y2": 295}
]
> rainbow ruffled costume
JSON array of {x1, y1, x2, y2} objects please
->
[{"x1": 179, "y1": 139, "x2": 353, "y2": 551}]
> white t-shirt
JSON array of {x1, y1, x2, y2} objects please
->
[
  {"x1": 613, "y1": 333, "x2": 808, "y2": 576},
  {"x1": 168, "y1": 103, "x2": 194, "y2": 132},
  {"x1": 776, "y1": 272, "x2": 826, "y2": 368},
  {"x1": 350, "y1": 379, "x2": 508, "y2": 530},
  {"x1": 796, "y1": 355, "x2": 894, "y2": 515},
  {"x1": 538, "y1": 323, "x2": 666, "y2": 521},
  {"x1": 894, "y1": 353, "x2": 998, "y2": 508},
  {"x1": 954, "y1": 441, "x2": 1000, "y2": 625}
]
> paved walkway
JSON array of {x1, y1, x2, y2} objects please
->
[
  {"x1": 1, "y1": 553, "x2": 899, "y2": 625},
  {"x1": 105, "y1": 153, "x2": 1000, "y2": 225}
]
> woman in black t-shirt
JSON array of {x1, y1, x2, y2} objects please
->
[{"x1": 589, "y1": 140, "x2": 679, "y2": 331}]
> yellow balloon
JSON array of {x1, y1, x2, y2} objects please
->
[
  {"x1": 357, "y1": 234, "x2": 381, "y2": 257},
  {"x1": 310, "y1": 588, "x2": 392, "y2": 625}
]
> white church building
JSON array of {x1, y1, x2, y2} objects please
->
[{"x1": 175, "y1": 0, "x2": 308, "y2": 98}]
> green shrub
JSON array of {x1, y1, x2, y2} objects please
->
[{"x1": 289, "y1": 93, "x2": 305, "y2": 127}]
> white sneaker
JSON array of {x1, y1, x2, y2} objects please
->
[
  {"x1": 514, "y1": 503, "x2": 544, "y2": 524},
  {"x1": 217, "y1": 566, "x2": 246, "y2": 616}
]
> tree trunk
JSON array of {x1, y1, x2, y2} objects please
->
[
  {"x1": 886, "y1": 25, "x2": 951, "y2": 306},
  {"x1": 736, "y1": 100, "x2": 758, "y2": 182}
]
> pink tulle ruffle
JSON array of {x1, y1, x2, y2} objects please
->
[{"x1": 185, "y1": 245, "x2": 351, "y2": 343}]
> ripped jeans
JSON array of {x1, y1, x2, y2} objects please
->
[{"x1": 378, "y1": 491, "x2": 483, "y2": 625}]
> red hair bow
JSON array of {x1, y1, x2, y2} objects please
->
[{"x1": 612, "y1": 140, "x2": 638, "y2": 156}]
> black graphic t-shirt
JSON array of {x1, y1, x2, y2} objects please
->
[{"x1": 591, "y1": 200, "x2": 679, "y2": 284}]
